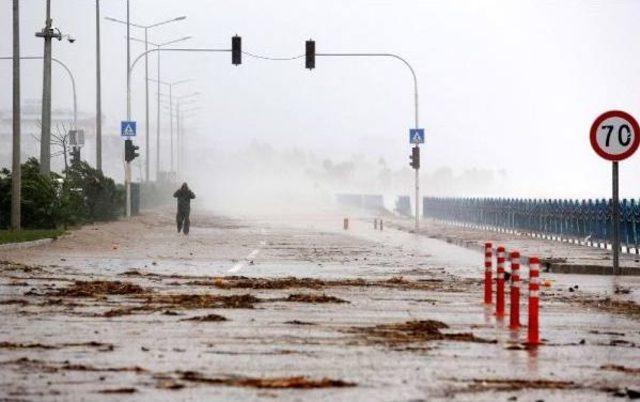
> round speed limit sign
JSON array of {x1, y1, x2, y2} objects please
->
[{"x1": 590, "y1": 110, "x2": 640, "y2": 161}]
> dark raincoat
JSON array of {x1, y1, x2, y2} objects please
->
[{"x1": 174, "y1": 184, "x2": 195, "y2": 234}]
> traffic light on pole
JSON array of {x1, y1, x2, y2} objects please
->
[
  {"x1": 70, "y1": 147, "x2": 80, "y2": 164},
  {"x1": 232, "y1": 35, "x2": 242, "y2": 65},
  {"x1": 305, "y1": 40, "x2": 315, "y2": 70},
  {"x1": 410, "y1": 146, "x2": 420, "y2": 169},
  {"x1": 125, "y1": 139, "x2": 139, "y2": 162}
]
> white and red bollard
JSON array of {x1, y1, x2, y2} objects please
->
[
  {"x1": 496, "y1": 246, "x2": 506, "y2": 317},
  {"x1": 484, "y1": 242, "x2": 492, "y2": 304},
  {"x1": 527, "y1": 256, "x2": 540, "y2": 345},
  {"x1": 374, "y1": 219, "x2": 378, "y2": 230},
  {"x1": 509, "y1": 251, "x2": 520, "y2": 330},
  {"x1": 343, "y1": 218, "x2": 349, "y2": 230}
]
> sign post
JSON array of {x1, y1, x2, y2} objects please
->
[
  {"x1": 410, "y1": 128, "x2": 425, "y2": 231},
  {"x1": 121, "y1": 120, "x2": 137, "y2": 218},
  {"x1": 590, "y1": 110, "x2": 640, "y2": 275}
]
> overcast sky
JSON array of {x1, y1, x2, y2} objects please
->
[{"x1": 2, "y1": 0, "x2": 640, "y2": 198}]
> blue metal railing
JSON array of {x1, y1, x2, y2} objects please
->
[{"x1": 423, "y1": 197, "x2": 640, "y2": 253}]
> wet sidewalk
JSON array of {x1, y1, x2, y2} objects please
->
[{"x1": 387, "y1": 218, "x2": 640, "y2": 275}]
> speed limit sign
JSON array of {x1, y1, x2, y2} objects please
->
[
  {"x1": 590, "y1": 110, "x2": 640, "y2": 161},
  {"x1": 589, "y1": 110, "x2": 640, "y2": 276}
]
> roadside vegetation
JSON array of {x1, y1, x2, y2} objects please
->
[
  {"x1": 0, "y1": 158, "x2": 124, "y2": 231},
  {"x1": 0, "y1": 228, "x2": 66, "y2": 245}
]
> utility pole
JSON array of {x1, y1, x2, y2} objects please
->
[
  {"x1": 11, "y1": 0, "x2": 21, "y2": 230},
  {"x1": 37, "y1": 0, "x2": 55, "y2": 175},
  {"x1": 96, "y1": 0, "x2": 102, "y2": 171}
]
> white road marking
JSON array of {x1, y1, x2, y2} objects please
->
[
  {"x1": 228, "y1": 228, "x2": 268, "y2": 273},
  {"x1": 228, "y1": 242, "x2": 265, "y2": 273}
]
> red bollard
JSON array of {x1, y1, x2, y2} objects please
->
[
  {"x1": 527, "y1": 257, "x2": 540, "y2": 346},
  {"x1": 484, "y1": 242, "x2": 492, "y2": 304},
  {"x1": 509, "y1": 251, "x2": 520, "y2": 330},
  {"x1": 496, "y1": 246, "x2": 506, "y2": 317}
]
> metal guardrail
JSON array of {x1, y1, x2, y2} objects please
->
[{"x1": 423, "y1": 197, "x2": 640, "y2": 254}]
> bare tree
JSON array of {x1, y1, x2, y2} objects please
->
[{"x1": 33, "y1": 120, "x2": 72, "y2": 171}]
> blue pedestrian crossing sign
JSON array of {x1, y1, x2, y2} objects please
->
[
  {"x1": 121, "y1": 121, "x2": 137, "y2": 138},
  {"x1": 409, "y1": 128, "x2": 425, "y2": 144}
]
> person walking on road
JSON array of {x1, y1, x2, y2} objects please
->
[{"x1": 174, "y1": 182, "x2": 195, "y2": 235}]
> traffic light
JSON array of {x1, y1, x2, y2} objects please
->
[
  {"x1": 232, "y1": 35, "x2": 242, "y2": 65},
  {"x1": 70, "y1": 147, "x2": 81, "y2": 164},
  {"x1": 125, "y1": 139, "x2": 139, "y2": 163},
  {"x1": 410, "y1": 146, "x2": 420, "y2": 169},
  {"x1": 305, "y1": 40, "x2": 315, "y2": 70}
]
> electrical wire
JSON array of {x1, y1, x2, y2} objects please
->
[{"x1": 241, "y1": 50, "x2": 304, "y2": 61}]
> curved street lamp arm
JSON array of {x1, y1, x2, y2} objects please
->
[
  {"x1": 316, "y1": 52, "x2": 419, "y2": 128},
  {"x1": 0, "y1": 55, "x2": 77, "y2": 127}
]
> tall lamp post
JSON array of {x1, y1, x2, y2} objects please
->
[
  {"x1": 104, "y1": 14, "x2": 187, "y2": 181},
  {"x1": 175, "y1": 105, "x2": 200, "y2": 179},
  {"x1": 129, "y1": 35, "x2": 191, "y2": 179},
  {"x1": 165, "y1": 93, "x2": 199, "y2": 178},
  {"x1": 149, "y1": 78, "x2": 192, "y2": 175}
]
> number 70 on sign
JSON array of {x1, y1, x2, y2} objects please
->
[{"x1": 590, "y1": 110, "x2": 640, "y2": 161}]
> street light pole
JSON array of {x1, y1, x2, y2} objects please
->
[
  {"x1": 144, "y1": 27, "x2": 149, "y2": 181},
  {"x1": 96, "y1": 0, "x2": 102, "y2": 171},
  {"x1": 316, "y1": 52, "x2": 420, "y2": 230},
  {"x1": 172, "y1": 95, "x2": 199, "y2": 178},
  {"x1": 149, "y1": 77, "x2": 193, "y2": 179},
  {"x1": 126, "y1": 0, "x2": 131, "y2": 218},
  {"x1": 0, "y1": 57, "x2": 77, "y2": 129},
  {"x1": 105, "y1": 16, "x2": 187, "y2": 182},
  {"x1": 11, "y1": 0, "x2": 21, "y2": 231},
  {"x1": 169, "y1": 85, "x2": 173, "y2": 174},
  {"x1": 156, "y1": 44, "x2": 161, "y2": 179},
  {"x1": 176, "y1": 105, "x2": 200, "y2": 179}
]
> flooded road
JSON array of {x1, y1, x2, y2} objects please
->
[{"x1": 1, "y1": 210, "x2": 639, "y2": 401}]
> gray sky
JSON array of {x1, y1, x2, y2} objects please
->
[{"x1": 2, "y1": 0, "x2": 640, "y2": 198}]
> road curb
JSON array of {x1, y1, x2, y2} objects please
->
[{"x1": 0, "y1": 238, "x2": 55, "y2": 252}]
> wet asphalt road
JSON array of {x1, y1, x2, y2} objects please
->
[{"x1": 0, "y1": 210, "x2": 639, "y2": 401}]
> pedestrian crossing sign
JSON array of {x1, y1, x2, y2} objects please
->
[
  {"x1": 409, "y1": 128, "x2": 425, "y2": 144},
  {"x1": 121, "y1": 121, "x2": 137, "y2": 138}
]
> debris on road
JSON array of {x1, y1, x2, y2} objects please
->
[
  {"x1": 52, "y1": 280, "x2": 146, "y2": 297},
  {"x1": 1, "y1": 358, "x2": 146, "y2": 374},
  {"x1": 348, "y1": 320, "x2": 495, "y2": 346},
  {"x1": 284, "y1": 293, "x2": 348, "y2": 304},
  {"x1": 97, "y1": 387, "x2": 137, "y2": 394},
  {"x1": 460, "y1": 378, "x2": 578, "y2": 392},
  {"x1": 177, "y1": 371, "x2": 356, "y2": 389},
  {"x1": 0, "y1": 341, "x2": 113, "y2": 351},
  {"x1": 601, "y1": 364, "x2": 640, "y2": 374},
  {"x1": 139, "y1": 293, "x2": 259, "y2": 309},
  {"x1": 181, "y1": 313, "x2": 227, "y2": 322},
  {"x1": 284, "y1": 320, "x2": 317, "y2": 325}
]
